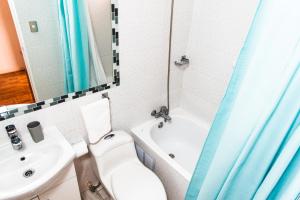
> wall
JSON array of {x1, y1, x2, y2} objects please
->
[
  {"x1": 168, "y1": 0, "x2": 195, "y2": 109},
  {"x1": 0, "y1": 0, "x2": 25, "y2": 74},
  {"x1": 11, "y1": 0, "x2": 65, "y2": 101},
  {"x1": 180, "y1": 0, "x2": 260, "y2": 124}
]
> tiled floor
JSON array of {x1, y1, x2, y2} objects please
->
[{"x1": 81, "y1": 185, "x2": 112, "y2": 200}]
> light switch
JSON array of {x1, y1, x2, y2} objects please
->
[{"x1": 29, "y1": 21, "x2": 38, "y2": 33}]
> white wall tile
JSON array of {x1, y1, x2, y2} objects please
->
[
  {"x1": 167, "y1": 0, "x2": 196, "y2": 110},
  {"x1": 181, "y1": 0, "x2": 260, "y2": 123}
]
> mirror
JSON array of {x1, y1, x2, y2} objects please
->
[{"x1": 0, "y1": 0, "x2": 119, "y2": 117}]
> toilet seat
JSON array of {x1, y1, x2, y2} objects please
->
[{"x1": 111, "y1": 162, "x2": 167, "y2": 200}]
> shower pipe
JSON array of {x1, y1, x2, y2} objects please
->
[{"x1": 167, "y1": 0, "x2": 175, "y2": 110}]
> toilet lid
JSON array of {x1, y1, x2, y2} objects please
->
[{"x1": 111, "y1": 162, "x2": 167, "y2": 200}]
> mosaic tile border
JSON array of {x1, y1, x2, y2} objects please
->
[{"x1": 0, "y1": 0, "x2": 120, "y2": 121}]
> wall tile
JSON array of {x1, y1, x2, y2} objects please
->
[{"x1": 181, "y1": 0, "x2": 260, "y2": 124}]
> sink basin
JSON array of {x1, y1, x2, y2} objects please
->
[{"x1": 0, "y1": 127, "x2": 75, "y2": 200}]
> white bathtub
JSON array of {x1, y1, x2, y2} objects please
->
[{"x1": 131, "y1": 108, "x2": 209, "y2": 200}]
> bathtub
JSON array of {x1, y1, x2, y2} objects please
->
[{"x1": 131, "y1": 108, "x2": 209, "y2": 200}]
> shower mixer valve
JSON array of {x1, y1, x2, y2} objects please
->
[{"x1": 151, "y1": 106, "x2": 172, "y2": 122}]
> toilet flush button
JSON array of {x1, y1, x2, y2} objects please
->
[{"x1": 104, "y1": 134, "x2": 115, "y2": 140}]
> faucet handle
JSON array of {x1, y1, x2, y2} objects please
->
[
  {"x1": 151, "y1": 110, "x2": 162, "y2": 118},
  {"x1": 5, "y1": 124, "x2": 16, "y2": 132},
  {"x1": 5, "y1": 125, "x2": 17, "y2": 136},
  {"x1": 151, "y1": 110, "x2": 157, "y2": 117}
]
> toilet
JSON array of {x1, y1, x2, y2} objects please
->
[{"x1": 81, "y1": 99, "x2": 167, "y2": 200}]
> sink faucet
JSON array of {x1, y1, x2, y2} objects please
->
[
  {"x1": 5, "y1": 125, "x2": 23, "y2": 150},
  {"x1": 151, "y1": 106, "x2": 172, "y2": 122}
]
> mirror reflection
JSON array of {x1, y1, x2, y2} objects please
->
[{"x1": 0, "y1": 0, "x2": 115, "y2": 107}]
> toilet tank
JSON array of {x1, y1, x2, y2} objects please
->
[{"x1": 89, "y1": 131, "x2": 138, "y2": 178}]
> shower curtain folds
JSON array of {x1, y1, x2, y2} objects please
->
[
  {"x1": 185, "y1": 0, "x2": 300, "y2": 199},
  {"x1": 58, "y1": 0, "x2": 89, "y2": 93},
  {"x1": 58, "y1": 0, "x2": 107, "y2": 93}
]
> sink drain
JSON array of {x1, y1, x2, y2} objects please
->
[
  {"x1": 169, "y1": 153, "x2": 175, "y2": 159},
  {"x1": 23, "y1": 169, "x2": 35, "y2": 178}
]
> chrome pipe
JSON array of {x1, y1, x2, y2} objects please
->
[{"x1": 167, "y1": 0, "x2": 175, "y2": 110}]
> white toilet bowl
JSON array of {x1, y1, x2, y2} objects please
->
[
  {"x1": 89, "y1": 130, "x2": 167, "y2": 200},
  {"x1": 81, "y1": 99, "x2": 166, "y2": 200}
]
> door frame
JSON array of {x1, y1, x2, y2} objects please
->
[{"x1": 7, "y1": 0, "x2": 38, "y2": 101}]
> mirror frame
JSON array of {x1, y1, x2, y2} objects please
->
[{"x1": 0, "y1": 0, "x2": 119, "y2": 121}]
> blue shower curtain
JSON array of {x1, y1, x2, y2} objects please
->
[
  {"x1": 58, "y1": 0, "x2": 89, "y2": 93},
  {"x1": 186, "y1": 0, "x2": 300, "y2": 199}
]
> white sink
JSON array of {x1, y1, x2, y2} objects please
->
[{"x1": 0, "y1": 127, "x2": 75, "y2": 200}]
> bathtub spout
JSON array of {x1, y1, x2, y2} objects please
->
[{"x1": 161, "y1": 114, "x2": 172, "y2": 122}]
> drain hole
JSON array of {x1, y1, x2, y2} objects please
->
[
  {"x1": 169, "y1": 153, "x2": 175, "y2": 159},
  {"x1": 23, "y1": 169, "x2": 35, "y2": 178}
]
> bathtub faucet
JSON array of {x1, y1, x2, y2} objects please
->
[{"x1": 151, "y1": 106, "x2": 172, "y2": 122}]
